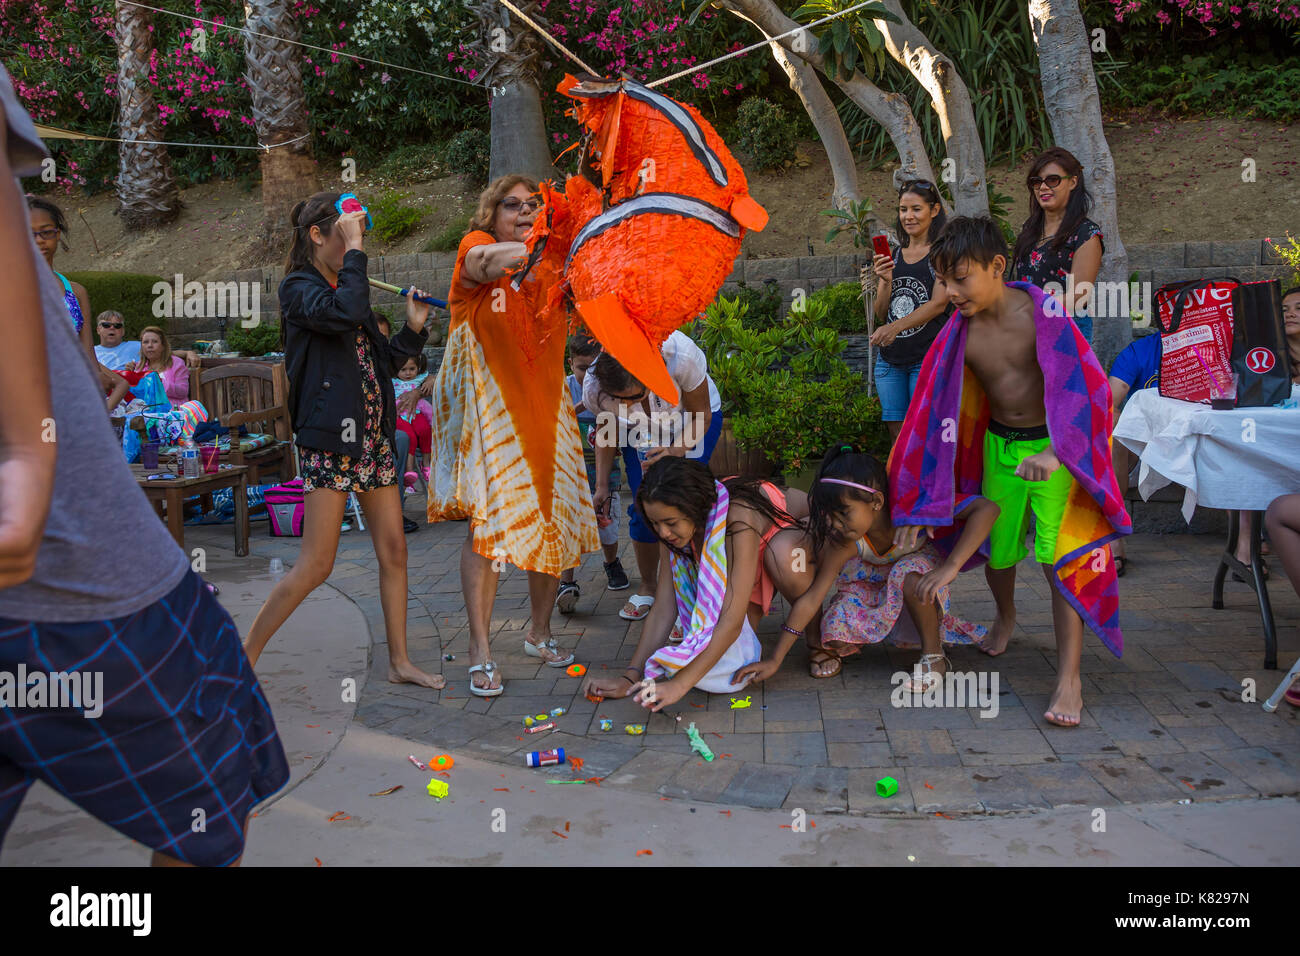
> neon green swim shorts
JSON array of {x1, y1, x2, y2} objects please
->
[{"x1": 982, "y1": 424, "x2": 1074, "y2": 569}]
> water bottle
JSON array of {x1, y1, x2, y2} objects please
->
[{"x1": 181, "y1": 439, "x2": 200, "y2": 478}]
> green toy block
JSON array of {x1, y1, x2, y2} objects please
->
[
  {"x1": 427, "y1": 778, "x2": 449, "y2": 799},
  {"x1": 875, "y1": 776, "x2": 899, "y2": 798}
]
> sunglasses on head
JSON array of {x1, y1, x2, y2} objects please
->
[
  {"x1": 499, "y1": 197, "x2": 540, "y2": 213},
  {"x1": 334, "y1": 193, "x2": 373, "y2": 229},
  {"x1": 99, "y1": 322, "x2": 125, "y2": 329},
  {"x1": 1028, "y1": 174, "x2": 1071, "y2": 190},
  {"x1": 900, "y1": 179, "x2": 936, "y2": 196}
]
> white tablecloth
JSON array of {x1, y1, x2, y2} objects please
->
[{"x1": 1114, "y1": 387, "x2": 1300, "y2": 521}]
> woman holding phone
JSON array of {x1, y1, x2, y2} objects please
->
[
  {"x1": 862, "y1": 179, "x2": 950, "y2": 442},
  {"x1": 242, "y1": 191, "x2": 441, "y2": 688}
]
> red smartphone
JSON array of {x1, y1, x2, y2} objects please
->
[{"x1": 871, "y1": 234, "x2": 891, "y2": 259}]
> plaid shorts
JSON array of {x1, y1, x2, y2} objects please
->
[{"x1": 0, "y1": 570, "x2": 289, "y2": 866}]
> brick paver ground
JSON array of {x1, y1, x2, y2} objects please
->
[{"x1": 188, "y1": 494, "x2": 1300, "y2": 815}]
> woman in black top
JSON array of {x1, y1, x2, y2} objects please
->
[
  {"x1": 1011, "y1": 147, "x2": 1104, "y2": 343},
  {"x1": 863, "y1": 179, "x2": 950, "y2": 441},
  {"x1": 242, "y1": 191, "x2": 442, "y2": 689}
]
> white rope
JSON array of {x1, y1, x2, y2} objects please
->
[
  {"x1": 38, "y1": 125, "x2": 311, "y2": 152},
  {"x1": 497, "y1": 0, "x2": 600, "y2": 76},
  {"x1": 646, "y1": 0, "x2": 880, "y2": 88},
  {"x1": 118, "y1": 0, "x2": 481, "y2": 87}
]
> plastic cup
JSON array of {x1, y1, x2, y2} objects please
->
[
  {"x1": 142, "y1": 441, "x2": 160, "y2": 470},
  {"x1": 1209, "y1": 370, "x2": 1237, "y2": 410},
  {"x1": 200, "y1": 444, "x2": 220, "y2": 473}
]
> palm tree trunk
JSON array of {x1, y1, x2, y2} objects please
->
[
  {"x1": 1027, "y1": 0, "x2": 1131, "y2": 366},
  {"x1": 468, "y1": 0, "x2": 555, "y2": 185},
  {"x1": 244, "y1": 0, "x2": 317, "y2": 242},
  {"x1": 114, "y1": 0, "x2": 180, "y2": 229}
]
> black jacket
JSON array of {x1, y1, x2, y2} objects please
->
[{"x1": 279, "y1": 248, "x2": 428, "y2": 456}]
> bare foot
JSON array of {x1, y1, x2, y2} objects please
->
[
  {"x1": 525, "y1": 631, "x2": 573, "y2": 665},
  {"x1": 1044, "y1": 675, "x2": 1083, "y2": 727},
  {"x1": 976, "y1": 612, "x2": 1014, "y2": 657},
  {"x1": 388, "y1": 660, "x2": 446, "y2": 689}
]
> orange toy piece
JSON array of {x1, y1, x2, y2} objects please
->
[
  {"x1": 523, "y1": 75, "x2": 767, "y2": 405},
  {"x1": 566, "y1": 663, "x2": 587, "y2": 677},
  {"x1": 430, "y1": 755, "x2": 454, "y2": 771}
]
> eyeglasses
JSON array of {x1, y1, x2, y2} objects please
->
[
  {"x1": 1028, "y1": 174, "x2": 1072, "y2": 190},
  {"x1": 499, "y1": 197, "x2": 540, "y2": 213},
  {"x1": 99, "y1": 322, "x2": 125, "y2": 329},
  {"x1": 32, "y1": 228, "x2": 59, "y2": 241}
]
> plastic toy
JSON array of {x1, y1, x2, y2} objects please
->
[
  {"x1": 526, "y1": 748, "x2": 566, "y2": 767},
  {"x1": 625, "y1": 724, "x2": 645, "y2": 735},
  {"x1": 566, "y1": 664, "x2": 586, "y2": 677},
  {"x1": 876, "y1": 776, "x2": 899, "y2": 798},
  {"x1": 426, "y1": 778, "x2": 449, "y2": 799},
  {"x1": 684, "y1": 722, "x2": 714, "y2": 762},
  {"x1": 535, "y1": 713, "x2": 550, "y2": 722},
  {"x1": 430, "y1": 754, "x2": 454, "y2": 771},
  {"x1": 729, "y1": 696, "x2": 752, "y2": 709}
]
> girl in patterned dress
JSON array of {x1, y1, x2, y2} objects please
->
[
  {"x1": 750, "y1": 446, "x2": 998, "y2": 690},
  {"x1": 242, "y1": 192, "x2": 441, "y2": 689}
]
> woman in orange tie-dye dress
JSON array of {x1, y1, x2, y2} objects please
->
[{"x1": 426, "y1": 174, "x2": 598, "y2": 697}]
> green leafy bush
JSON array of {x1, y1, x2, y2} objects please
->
[
  {"x1": 371, "y1": 190, "x2": 430, "y2": 244},
  {"x1": 226, "y1": 322, "x2": 282, "y2": 357},
  {"x1": 807, "y1": 282, "x2": 868, "y2": 333},
  {"x1": 729, "y1": 280, "x2": 784, "y2": 330},
  {"x1": 445, "y1": 129, "x2": 491, "y2": 188},
  {"x1": 733, "y1": 97, "x2": 797, "y2": 171},
  {"x1": 63, "y1": 271, "x2": 165, "y2": 343},
  {"x1": 1100, "y1": 55, "x2": 1300, "y2": 122},
  {"x1": 732, "y1": 369, "x2": 883, "y2": 473},
  {"x1": 422, "y1": 213, "x2": 472, "y2": 253},
  {"x1": 1266, "y1": 233, "x2": 1300, "y2": 289}
]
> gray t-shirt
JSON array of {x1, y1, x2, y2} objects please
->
[{"x1": 0, "y1": 64, "x2": 190, "y2": 622}]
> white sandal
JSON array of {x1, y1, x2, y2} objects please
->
[
  {"x1": 523, "y1": 637, "x2": 575, "y2": 667},
  {"x1": 468, "y1": 661, "x2": 504, "y2": 697},
  {"x1": 904, "y1": 653, "x2": 949, "y2": 694},
  {"x1": 619, "y1": 594, "x2": 655, "y2": 621}
]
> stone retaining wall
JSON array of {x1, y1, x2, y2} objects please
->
[{"x1": 180, "y1": 238, "x2": 1293, "y2": 348}]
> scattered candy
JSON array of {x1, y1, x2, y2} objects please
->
[
  {"x1": 586, "y1": 692, "x2": 604, "y2": 703},
  {"x1": 523, "y1": 716, "x2": 536, "y2": 727},
  {"x1": 598, "y1": 719, "x2": 613, "y2": 731},
  {"x1": 408, "y1": 755, "x2": 427, "y2": 771},
  {"x1": 549, "y1": 707, "x2": 566, "y2": 718},
  {"x1": 369, "y1": 785, "x2": 404, "y2": 796},
  {"x1": 525, "y1": 721, "x2": 555, "y2": 734},
  {"x1": 566, "y1": 664, "x2": 586, "y2": 677},
  {"x1": 684, "y1": 722, "x2": 714, "y2": 761},
  {"x1": 327, "y1": 811, "x2": 351, "y2": 822},
  {"x1": 551, "y1": 830, "x2": 568, "y2": 839},
  {"x1": 625, "y1": 724, "x2": 645, "y2": 735},
  {"x1": 568, "y1": 756, "x2": 585, "y2": 774},
  {"x1": 907, "y1": 855, "x2": 916, "y2": 862},
  {"x1": 426, "y1": 779, "x2": 449, "y2": 799},
  {"x1": 636, "y1": 849, "x2": 653, "y2": 856},
  {"x1": 443, "y1": 654, "x2": 455, "y2": 661}
]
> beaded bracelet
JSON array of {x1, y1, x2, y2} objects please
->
[{"x1": 781, "y1": 624, "x2": 804, "y2": 637}]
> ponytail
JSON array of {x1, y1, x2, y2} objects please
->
[{"x1": 282, "y1": 191, "x2": 343, "y2": 275}]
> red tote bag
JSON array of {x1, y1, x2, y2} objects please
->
[{"x1": 1155, "y1": 278, "x2": 1238, "y2": 404}]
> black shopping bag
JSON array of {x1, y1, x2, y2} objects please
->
[{"x1": 1230, "y1": 279, "x2": 1293, "y2": 407}]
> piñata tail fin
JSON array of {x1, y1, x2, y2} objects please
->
[
  {"x1": 575, "y1": 293, "x2": 680, "y2": 406},
  {"x1": 730, "y1": 195, "x2": 768, "y2": 232}
]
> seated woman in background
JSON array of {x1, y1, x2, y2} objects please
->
[
  {"x1": 581, "y1": 457, "x2": 817, "y2": 709},
  {"x1": 130, "y1": 325, "x2": 190, "y2": 406}
]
